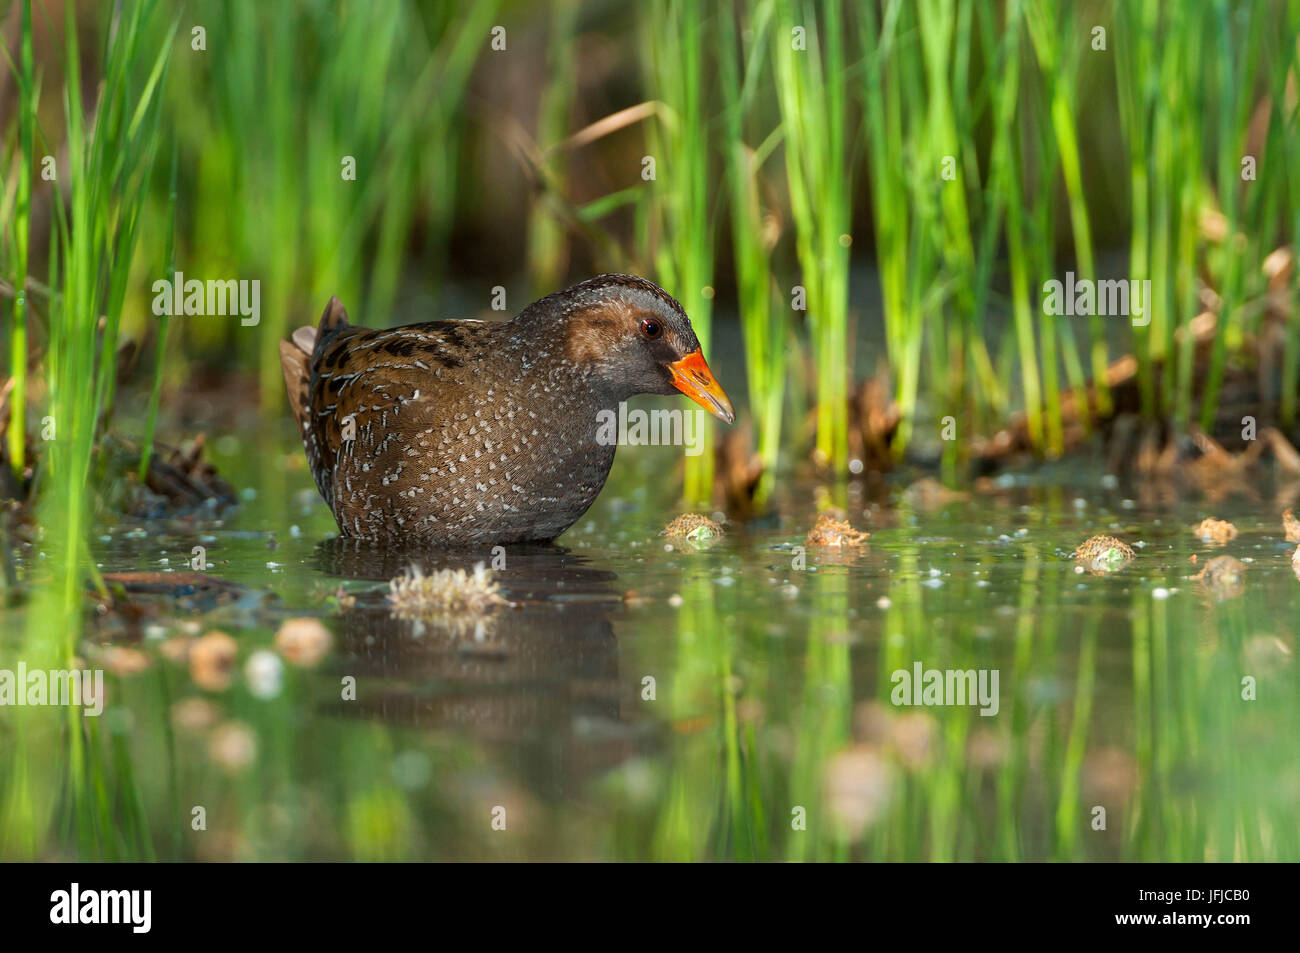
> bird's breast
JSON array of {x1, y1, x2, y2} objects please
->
[{"x1": 326, "y1": 364, "x2": 617, "y2": 543}]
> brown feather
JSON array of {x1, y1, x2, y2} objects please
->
[{"x1": 283, "y1": 276, "x2": 719, "y2": 544}]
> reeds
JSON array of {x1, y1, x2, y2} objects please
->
[
  {"x1": 773, "y1": 0, "x2": 852, "y2": 472},
  {"x1": 0, "y1": 0, "x2": 175, "y2": 859},
  {"x1": 721, "y1": 0, "x2": 784, "y2": 504},
  {"x1": 860, "y1": 0, "x2": 1009, "y2": 460},
  {"x1": 43, "y1": 0, "x2": 175, "y2": 611},
  {"x1": 2, "y1": 0, "x2": 35, "y2": 479},
  {"x1": 1111, "y1": 0, "x2": 1300, "y2": 430},
  {"x1": 642, "y1": 0, "x2": 718, "y2": 503},
  {"x1": 3, "y1": 0, "x2": 1299, "y2": 522},
  {"x1": 166, "y1": 0, "x2": 498, "y2": 402},
  {"x1": 526, "y1": 0, "x2": 580, "y2": 296}
]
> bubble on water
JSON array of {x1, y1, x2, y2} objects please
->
[
  {"x1": 245, "y1": 650, "x2": 284, "y2": 700},
  {"x1": 668, "y1": 594, "x2": 683, "y2": 608},
  {"x1": 393, "y1": 750, "x2": 432, "y2": 790},
  {"x1": 1152, "y1": 587, "x2": 1170, "y2": 600},
  {"x1": 289, "y1": 525, "x2": 302, "y2": 538},
  {"x1": 849, "y1": 459, "x2": 864, "y2": 475},
  {"x1": 876, "y1": 596, "x2": 892, "y2": 609}
]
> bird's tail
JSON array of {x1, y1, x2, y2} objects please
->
[
  {"x1": 280, "y1": 297, "x2": 350, "y2": 421},
  {"x1": 280, "y1": 297, "x2": 351, "y2": 508}
]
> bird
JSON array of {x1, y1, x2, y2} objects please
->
[{"x1": 279, "y1": 274, "x2": 734, "y2": 545}]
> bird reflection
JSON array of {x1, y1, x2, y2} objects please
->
[{"x1": 311, "y1": 538, "x2": 643, "y2": 796}]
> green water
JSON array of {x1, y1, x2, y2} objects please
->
[{"x1": 4, "y1": 420, "x2": 1299, "y2": 862}]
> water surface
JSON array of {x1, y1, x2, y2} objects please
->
[{"x1": 6, "y1": 422, "x2": 1298, "y2": 862}]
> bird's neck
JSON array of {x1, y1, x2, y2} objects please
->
[{"x1": 500, "y1": 319, "x2": 624, "y2": 412}]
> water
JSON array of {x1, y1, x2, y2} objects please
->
[{"x1": 5, "y1": 422, "x2": 1299, "y2": 861}]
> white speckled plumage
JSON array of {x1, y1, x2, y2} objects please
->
[{"x1": 279, "y1": 275, "x2": 731, "y2": 545}]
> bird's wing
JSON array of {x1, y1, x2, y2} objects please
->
[{"x1": 305, "y1": 319, "x2": 503, "y2": 512}]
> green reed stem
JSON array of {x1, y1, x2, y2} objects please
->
[
  {"x1": 722, "y1": 0, "x2": 784, "y2": 504},
  {"x1": 775, "y1": 0, "x2": 850, "y2": 473},
  {"x1": 526, "y1": 0, "x2": 579, "y2": 296},
  {"x1": 1026, "y1": 0, "x2": 1107, "y2": 419},
  {"x1": 644, "y1": 0, "x2": 716, "y2": 502},
  {"x1": 4, "y1": 0, "x2": 35, "y2": 478}
]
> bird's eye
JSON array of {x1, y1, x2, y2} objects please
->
[{"x1": 641, "y1": 318, "x2": 663, "y2": 339}]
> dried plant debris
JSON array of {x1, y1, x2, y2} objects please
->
[
  {"x1": 1194, "y1": 555, "x2": 1247, "y2": 599},
  {"x1": 1073, "y1": 535, "x2": 1136, "y2": 573},
  {"x1": 387, "y1": 563, "x2": 507, "y2": 620},
  {"x1": 806, "y1": 514, "x2": 869, "y2": 547},
  {"x1": 1193, "y1": 517, "x2": 1238, "y2": 544},
  {"x1": 901, "y1": 477, "x2": 967, "y2": 509},
  {"x1": 849, "y1": 366, "x2": 902, "y2": 474},
  {"x1": 113, "y1": 433, "x2": 238, "y2": 518},
  {"x1": 274, "y1": 617, "x2": 333, "y2": 667},
  {"x1": 662, "y1": 513, "x2": 724, "y2": 545},
  {"x1": 1283, "y1": 509, "x2": 1300, "y2": 543},
  {"x1": 189, "y1": 630, "x2": 238, "y2": 692},
  {"x1": 717, "y1": 427, "x2": 764, "y2": 514},
  {"x1": 98, "y1": 571, "x2": 245, "y2": 619}
]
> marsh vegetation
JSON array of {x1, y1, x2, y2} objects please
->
[{"x1": 1, "y1": 0, "x2": 1297, "y2": 862}]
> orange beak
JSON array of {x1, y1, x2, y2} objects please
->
[{"x1": 667, "y1": 349, "x2": 735, "y2": 424}]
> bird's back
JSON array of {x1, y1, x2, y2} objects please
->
[{"x1": 281, "y1": 300, "x2": 612, "y2": 544}]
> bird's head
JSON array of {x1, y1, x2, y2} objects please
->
[{"x1": 524, "y1": 273, "x2": 735, "y2": 424}]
